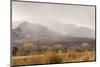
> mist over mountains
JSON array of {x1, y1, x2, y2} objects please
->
[
  {"x1": 12, "y1": 21, "x2": 95, "y2": 49},
  {"x1": 12, "y1": 21, "x2": 62, "y2": 43},
  {"x1": 67, "y1": 27, "x2": 95, "y2": 38}
]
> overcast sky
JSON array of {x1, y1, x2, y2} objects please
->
[{"x1": 12, "y1": 1, "x2": 95, "y2": 29}]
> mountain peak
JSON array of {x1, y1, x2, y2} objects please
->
[
  {"x1": 21, "y1": 21, "x2": 29, "y2": 25},
  {"x1": 67, "y1": 27, "x2": 95, "y2": 38},
  {"x1": 19, "y1": 21, "x2": 32, "y2": 27},
  {"x1": 17, "y1": 21, "x2": 45, "y2": 30}
]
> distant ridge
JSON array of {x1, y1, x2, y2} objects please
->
[{"x1": 12, "y1": 21, "x2": 95, "y2": 44}]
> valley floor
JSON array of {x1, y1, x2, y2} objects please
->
[{"x1": 12, "y1": 50, "x2": 96, "y2": 66}]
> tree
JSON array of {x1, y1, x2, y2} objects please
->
[{"x1": 12, "y1": 47, "x2": 18, "y2": 56}]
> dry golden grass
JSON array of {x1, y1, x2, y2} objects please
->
[
  {"x1": 12, "y1": 50, "x2": 95, "y2": 66},
  {"x1": 63, "y1": 50, "x2": 95, "y2": 62},
  {"x1": 12, "y1": 54, "x2": 49, "y2": 66}
]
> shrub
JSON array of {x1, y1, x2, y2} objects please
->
[{"x1": 48, "y1": 52, "x2": 63, "y2": 64}]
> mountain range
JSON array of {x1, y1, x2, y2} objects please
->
[
  {"x1": 12, "y1": 21, "x2": 61, "y2": 43},
  {"x1": 12, "y1": 21, "x2": 95, "y2": 44}
]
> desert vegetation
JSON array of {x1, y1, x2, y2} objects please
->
[{"x1": 12, "y1": 41, "x2": 96, "y2": 66}]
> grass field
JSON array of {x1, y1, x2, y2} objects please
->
[{"x1": 12, "y1": 50, "x2": 95, "y2": 66}]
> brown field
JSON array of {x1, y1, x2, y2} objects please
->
[{"x1": 12, "y1": 50, "x2": 95, "y2": 66}]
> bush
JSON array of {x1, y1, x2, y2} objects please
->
[{"x1": 48, "y1": 52, "x2": 63, "y2": 63}]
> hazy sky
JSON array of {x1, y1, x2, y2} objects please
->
[{"x1": 12, "y1": 1, "x2": 95, "y2": 29}]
